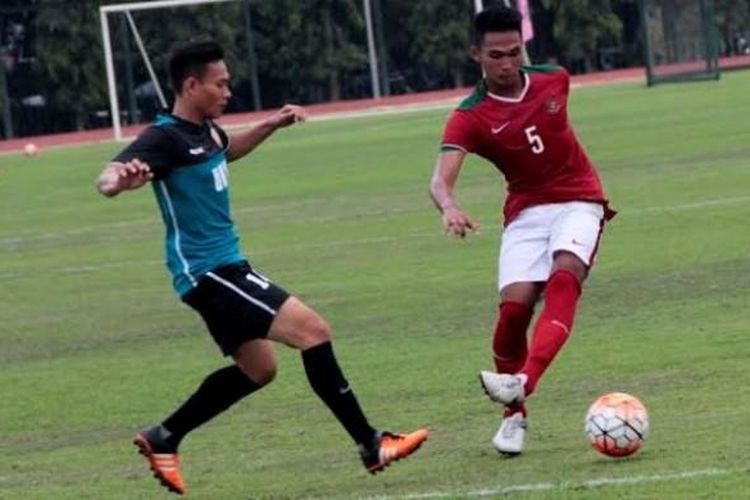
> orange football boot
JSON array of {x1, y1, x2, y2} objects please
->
[
  {"x1": 360, "y1": 428, "x2": 429, "y2": 474},
  {"x1": 133, "y1": 432, "x2": 187, "y2": 495}
]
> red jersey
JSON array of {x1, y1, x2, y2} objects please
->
[{"x1": 441, "y1": 65, "x2": 612, "y2": 225}]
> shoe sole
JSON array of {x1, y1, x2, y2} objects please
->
[
  {"x1": 367, "y1": 435, "x2": 428, "y2": 475},
  {"x1": 133, "y1": 434, "x2": 185, "y2": 495},
  {"x1": 478, "y1": 374, "x2": 523, "y2": 405},
  {"x1": 498, "y1": 449, "x2": 522, "y2": 457},
  {"x1": 479, "y1": 373, "x2": 503, "y2": 403}
]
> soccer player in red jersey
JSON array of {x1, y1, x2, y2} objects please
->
[{"x1": 429, "y1": 5, "x2": 614, "y2": 455}]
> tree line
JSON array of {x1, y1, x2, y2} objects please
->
[{"x1": 0, "y1": 0, "x2": 748, "y2": 137}]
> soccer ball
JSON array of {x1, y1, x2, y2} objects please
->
[
  {"x1": 584, "y1": 392, "x2": 649, "y2": 458},
  {"x1": 24, "y1": 143, "x2": 39, "y2": 157}
]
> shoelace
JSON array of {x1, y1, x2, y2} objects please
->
[{"x1": 502, "y1": 417, "x2": 524, "y2": 439}]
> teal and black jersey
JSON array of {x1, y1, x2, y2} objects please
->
[{"x1": 114, "y1": 113, "x2": 244, "y2": 296}]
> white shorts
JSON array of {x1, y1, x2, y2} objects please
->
[{"x1": 498, "y1": 202, "x2": 605, "y2": 292}]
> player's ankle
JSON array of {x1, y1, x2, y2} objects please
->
[{"x1": 143, "y1": 424, "x2": 181, "y2": 453}]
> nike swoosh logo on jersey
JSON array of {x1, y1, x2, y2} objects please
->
[
  {"x1": 491, "y1": 122, "x2": 511, "y2": 134},
  {"x1": 189, "y1": 147, "x2": 205, "y2": 155}
]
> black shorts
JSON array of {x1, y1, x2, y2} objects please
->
[{"x1": 182, "y1": 261, "x2": 290, "y2": 356}]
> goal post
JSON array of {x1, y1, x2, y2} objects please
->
[
  {"x1": 99, "y1": 0, "x2": 240, "y2": 141},
  {"x1": 100, "y1": 0, "x2": 384, "y2": 141},
  {"x1": 639, "y1": 0, "x2": 720, "y2": 86}
]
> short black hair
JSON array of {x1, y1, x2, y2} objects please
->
[
  {"x1": 473, "y1": 4, "x2": 522, "y2": 45},
  {"x1": 168, "y1": 39, "x2": 225, "y2": 93}
]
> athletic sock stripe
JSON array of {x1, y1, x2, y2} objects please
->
[
  {"x1": 550, "y1": 320, "x2": 570, "y2": 335},
  {"x1": 206, "y1": 272, "x2": 277, "y2": 315}
]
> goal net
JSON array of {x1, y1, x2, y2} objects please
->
[{"x1": 640, "y1": 0, "x2": 720, "y2": 85}]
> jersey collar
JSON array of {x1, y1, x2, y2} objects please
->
[
  {"x1": 486, "y1": 71, "x2": 530, "y2": 103},
  {"x1": 157, "y1": 111, "x2": 213, "y2": 132}
]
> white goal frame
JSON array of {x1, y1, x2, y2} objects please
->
[
  {"x1": 99, "y1": 0, "x2": 239, "y2": 141},
  {"x1": 99, "y1": 0, "x2": 382, "y2": 141}
]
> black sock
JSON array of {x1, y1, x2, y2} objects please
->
[
  {"x1": 160, "y1": 365, "x2": 261, "y2": 448},
  {"x1": 301, "y1": 342, "x2": 377, "y2": 446}
]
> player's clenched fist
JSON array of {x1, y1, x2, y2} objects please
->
[
  {"x1": 97, "y1": 158, "x2": 153, "y2": 197},
  {"x1": 270, "y1": 104, "x2": 307, "y2": 128}
]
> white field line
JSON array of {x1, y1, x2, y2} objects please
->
[
  {"x1": 237, "y1": 100, "x2": 459, "y2": 127},
  {"x1": 0, "y1": 100, "x2": 460, "y2": 156},
  {"x1": 364, "y1": 467, "x2": 737, "y2": 500},
  {"x1": 0, "y1": 74, "x2": 635, "y2": 156},
  {"x1": 623, "y1": 195, "x2": 750, "y2": 215},
  {"x1": 0, "y1": 232, "x2": 439, "y2": 281},
  {"x1": 0, "y1": 195, "x2": 748, "y2": 281},
  {"x1": 2, "y1": 194, "x2": 749, "y2": 249}
]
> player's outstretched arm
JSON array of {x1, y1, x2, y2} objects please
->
[
  {"x1": 97, "y1": 159, "x2": 153, "y2": 197},
  {"x1": 227, "y1": 104, "x2": 308, "y2": 162},
  {"x1": 429, "y1": 150, "x2": 480, "y2": 239}
]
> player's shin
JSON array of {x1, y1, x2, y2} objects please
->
[
  {"x1": 301, "y1": 341, "x2": 377, "y2": 446},
  {"x1": 160, "y1": 365, "x2": 262, "y2": 449},
  {"x1": 492, "y1": 301, "x2": 533, "y2": 374},
  {"x1": 521, "y1": 270, "x2": 581, "y2": 395}
]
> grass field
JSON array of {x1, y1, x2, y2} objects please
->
[{"x1": 1, "y1": 71, "x2": 750, "y2": 499}]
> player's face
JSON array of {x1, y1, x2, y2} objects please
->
[
  {"x1": 191, "y1": 61, "x2": 232, "y2": 119},
  {"x1": 472, "y1": 31, "x2": 524, "y2": 90}
]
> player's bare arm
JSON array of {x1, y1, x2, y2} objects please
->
[
  {"x1": 227, "y1": 104, "x2": 308, "y2": 162},
  {"x1": 429, "y1": 149, "x2": 480, "y2": 238},
  {"x1": 97, "y1": 158, "x2": 154, "y2": 197}
]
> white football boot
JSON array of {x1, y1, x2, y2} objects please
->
[
  {"x1": 479, "y1": 371, "x2": 527, "y2": 405},
  {"x1": 492, "y1": 412, "x2": 526, "y2": 455}
]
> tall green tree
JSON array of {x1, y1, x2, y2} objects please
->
[
  {"x1": 33, "y1": 0, "x2": 249, "y2": 128},
  {"x1": 33, "y1": 0, "x2": 106, "y2": 130},
  {"x1": 250, "y1": 0, "x2": 366, "y2": 104},
  {"x1": 405, "y1": 0, "x2": 474, "y2": 88},
  {"x1": 714, "y1": 0, "x2": 750, "y2": 54},
  {"x1": 539, "y1": 0, "x2": 623, "y2": 70}
]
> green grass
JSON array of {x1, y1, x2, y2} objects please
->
[{"x1": 1, "y1": 71, "x2": 750, "y2": 499}]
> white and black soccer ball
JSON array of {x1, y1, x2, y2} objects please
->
[{"x1": 584, "y1": 392, "x2": 649, "y2": 457}]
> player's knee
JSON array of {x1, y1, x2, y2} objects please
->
[
  {"x1": 548, "y1": 268, "x2": 581, "y2": 296},
  {"x1": 252, "y1": 364, "x2": 277, "y2": 386},
  {"x1": 299, "y1": 314, "x2": 332, "y2": 348},
  {"x1": 552, "y1": 251, "x2": 588, "y2": 282},
  {"x1": 239, "y1": 359, "x2": 277, "y2": 387}
]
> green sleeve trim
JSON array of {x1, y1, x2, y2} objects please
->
[
  {"x1": 522, "y1": 64, "x2": 563, "y2": 74},
  {"x1": 457, "y1": 84, "x2": 487, "y2": 110}
]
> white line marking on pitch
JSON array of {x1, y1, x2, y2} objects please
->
[
  {"x1": 364, "y1": 467, "x2": 736, "y2": 499},
  {"x1": 0, "y1": 232, "x2": 439, "y2": 281},
  {"x1": 624, "y1": 195, "x2": 750, "y2": 215},
  {"x1": 2, "y1": 195, "x2": 749, "y2": 249}
]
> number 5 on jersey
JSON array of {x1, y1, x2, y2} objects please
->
[{"x1": 524, "y1": 126, "x2": 545, "y2": 154}]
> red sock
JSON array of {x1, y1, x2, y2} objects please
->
[
  {"x1": 492, "y1": 301, "x2": 534, "y2": 374},
  {"x1": 504, "y1": 403, "x2": 528, "y2": 418},
  {"x1": 521, "y1": 270, "x2": 581, "y2": 396}
]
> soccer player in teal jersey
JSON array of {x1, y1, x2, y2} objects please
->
[{"x1": 97, "y1": 39, "x2": 427, "y2": 495}]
